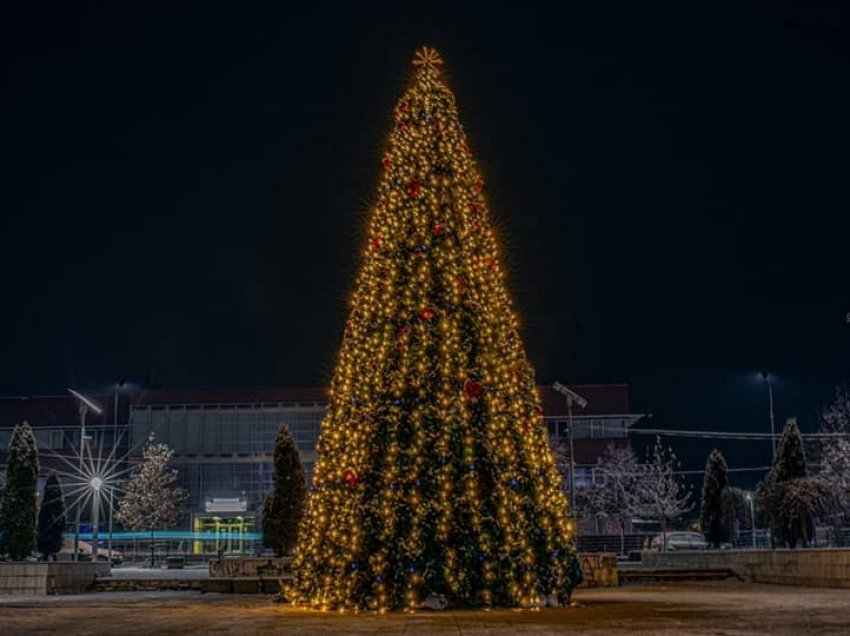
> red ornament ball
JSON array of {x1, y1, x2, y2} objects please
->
[
  {"x1": 433, "y1": 223, "x2": 444, "y2": 236},
  {"x1": 343, "y1": 469, "x2": 359, "y2": 490},
  {"x1": 371, "y1": 236, "x2": 382, "y2": 253},
  {"x1": 464, "y1": 379, "x2": 483, "y2": 401},
  {"x1": 419, "y1": 308, "x2": 436, "y2": 321},
  {"x1": 408, "y1": 180, "x2": 421, "y2": 198}
]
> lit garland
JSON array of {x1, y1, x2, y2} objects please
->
[{"x1": 286, "y1": 46, "x2": 581, "y2": 611}]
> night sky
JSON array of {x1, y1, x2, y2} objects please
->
[{"x1": 2, "y1": 3, "x2": 848, "y2": 483}]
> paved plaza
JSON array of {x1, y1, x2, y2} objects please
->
[{"x1": 1, "y1": 581, "x2": 849, "y2": 634}]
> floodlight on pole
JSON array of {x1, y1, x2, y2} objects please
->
[
  {"x1": 552, "y1": 382, "x2": 588, "y2": 409},
  {"x1": 552, "y1": 382, "x2": 587, "y2": 519},
  {"x1": 68, "y1": 388, "x2": 103, "y2": 415},
  {"x1": 68, "y1": 388, "x2": 103, "y2": 562}
]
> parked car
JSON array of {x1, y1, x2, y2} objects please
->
[
  {"x1": 59, "y1": 538, "x2": 123, "y2": 564},
  {"x1": 649, "y1": 531, "x2": 709, "y2": 551}
]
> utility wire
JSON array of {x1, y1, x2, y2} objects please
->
[{"x1": 629, "y1": 428, "x2": 847, "y2": 440}]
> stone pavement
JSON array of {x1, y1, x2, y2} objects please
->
[{"x1": 1, "y1": 581, "x2": 849, "y2": 634}]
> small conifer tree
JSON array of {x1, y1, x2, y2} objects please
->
[
  {"x1": 263, "y1": 423, "x2": 307, "y2": 557},
  {"x1": 772, "y1": 420, "x2": 806, "y2": 483},
  {"x1": 756, "y1": 420, "x2": 840, "y2": 548},
  {"x1": 0, "y1": 422, "x2": 40, "y2": 560},
  {"x1": 37, "y1": 472, "x2": 66, "y2": 560},
  {"x1": 700, "y1": 450, "x2": 730, "y2": 547}
]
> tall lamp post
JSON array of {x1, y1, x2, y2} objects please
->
[
  {"x1": 760, "y1": 371, "x2": 776, "y2": 460},
  {"x1": 68, "y1": 389, "x2": 103, "y2": 562},
  {"x1": 745, "y1": 492, "x2": 757, "y2": 549},
  {"x1": 552, "y1": 382, "x2": 587, "y2": 517},
  {"x1": 90, "y1": 476, "x2": 103, "y2": 557},
  {"x1": 107, "y1": 380, "x2": 126, "y2": 565}
]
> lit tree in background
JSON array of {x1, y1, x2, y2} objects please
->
[
  {"x1": 0, "y1": 422, "x2": 39, "y2": 560},
  {"x1": 263, "y1": 423, "x2": 307, "y2": 557},
  {"x1": 575, "y1": 443, "x2": 643, "y2": 553},
  {"x1": 637, "y1": 436, "x2": 693, "y2": 549},
  {"x1": 115, "y1": 433, "x2": 186, "y2": 566},
  {"x1": 287, "y1": 47, "x2": 581, "y2": 610},
  {"x1": 819, "y1": 387, "x2": 850, "y2": 511}
]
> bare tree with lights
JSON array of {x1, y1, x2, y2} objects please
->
[
  {"x1": 637, "y1": 436, "x2": 693, "y2": 550},
  {"x1": 575, "y1": 443, "x2": 644, "y2": 554},
  {"x1": 115, "y1": 433, "x2": 186, "y2": 566},
  {"x1": 819, "y1": 387, "x2": 850, "y2": 511}
]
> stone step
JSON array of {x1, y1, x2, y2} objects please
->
[
  {"x1": 619, "y1": 567, "x2": 743, "y2": 583},
  {"x1": 94, "y1": 578, "x2": 207, "y2": 592}
]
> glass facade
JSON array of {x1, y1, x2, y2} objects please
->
[
  {"x1": 5, "y1": 427, "x2": 82, "y2": 450},
  {"x1": 545, "y1": 416, "x2": 632, "y2": 440},
  {"x1": 130, "y1": 404, "x2": 324, "y2": 455},
  {"x1": 128, "y1": 402, "x2": 325, "y2": 519},
  {"x1": 0, "y1": 386, "x2": 638, "y2": 552}
]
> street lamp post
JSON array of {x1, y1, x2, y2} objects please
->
[
  {"x1": 107, "y1": 483, "x2": 114, "y2": 563},
  {"x1": 73, "y1": 409, "x2": 86, "y2": 563},
  {"x1": 745, "y1": 492, "x2": 756, "y2": 549},
  {"x1": 760, "y1": 371, "x2": 776, "y2": 460},
  {"x1": 107, "y1": 381, "x2": 125, "y2": 565},
  {"x1": 68, "y1": 389, "x2": 102, "y2": 562},
  {"x1": 91, "y1": 476, "x2": 103, "y2": 558},
  {"x1": 552, "y1": 383, "x2": 587, "y2": 517}
]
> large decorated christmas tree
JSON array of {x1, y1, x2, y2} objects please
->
[{"x1": 287, "y1": 47, "x2": 581, "y2": 610}]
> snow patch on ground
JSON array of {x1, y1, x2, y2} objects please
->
[{"x1": 106, "y1": 565, "x2": 209, "y2": 580}]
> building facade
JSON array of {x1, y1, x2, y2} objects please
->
[{"x1": 0, "y1": 383, "x2": 642, "y2": 554}]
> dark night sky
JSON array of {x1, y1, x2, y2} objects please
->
[{"x1": 2, "y1": 3, "x2": 848, "y2": 483}]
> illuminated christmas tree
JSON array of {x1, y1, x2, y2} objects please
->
[{"x1": 288, "y1": 47, "x2": 581, "y2": 610}]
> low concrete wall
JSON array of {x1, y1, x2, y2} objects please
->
[
  {"x1": 641, "y1": 548, "x2": 850, "y2": 589},
  {"x1": 0, "y1": 562, "x2": 109, "y2": 595},
  {"x1": 578, "y1": 553, "x2": 618, "y2": 588},
  {"x1": 209, "y1": 557, "x2": 293, "y2": 578},
  {"x1": 0, "y1": 563, "x2": 47, "y2": 595}
]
